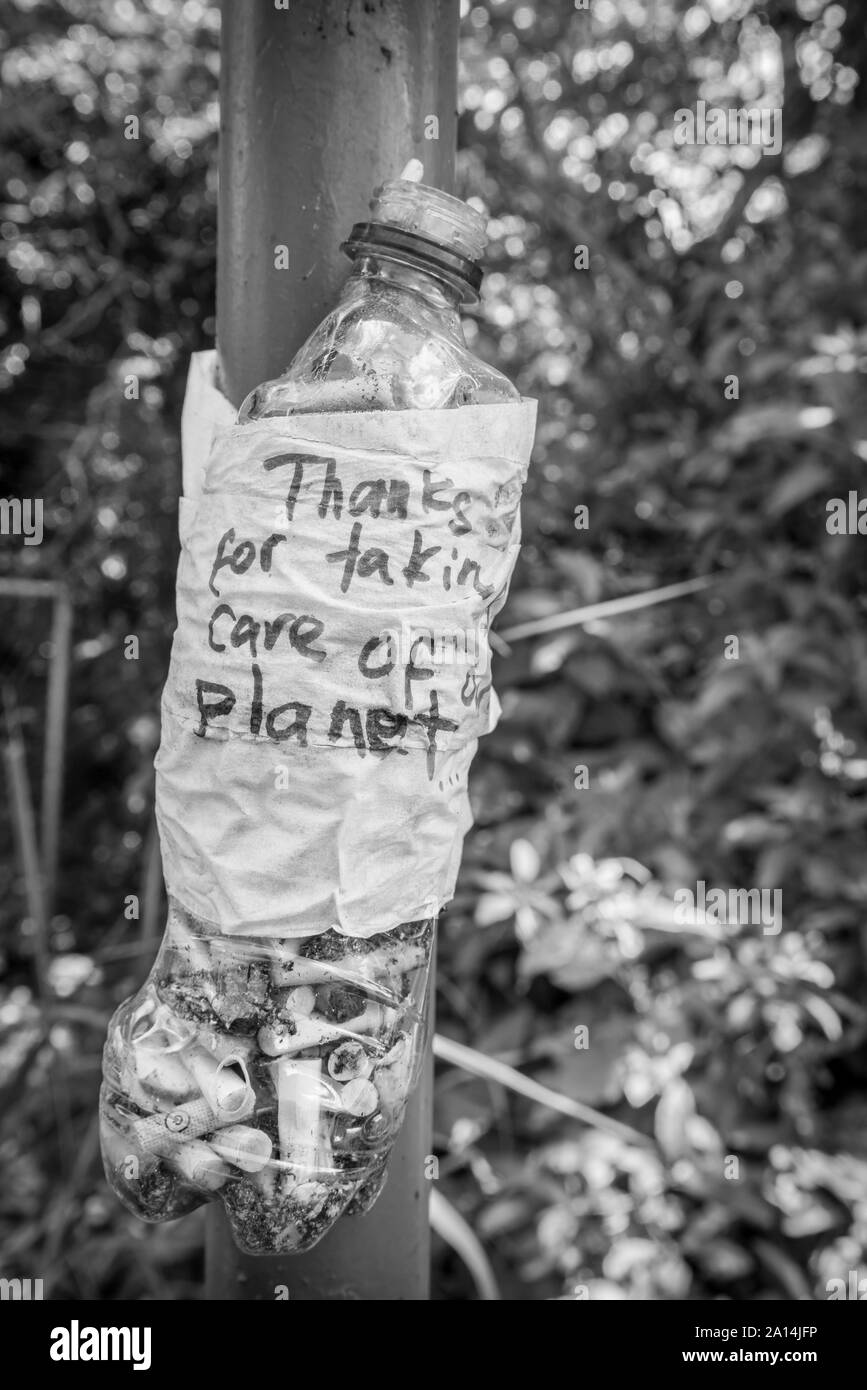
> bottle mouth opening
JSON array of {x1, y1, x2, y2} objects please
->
[
  {"x1": 372, "y1": 179, "x2": 488, "y2": 255},
  {"x1": 341, "y1": 223, "x2": 483, "y2": 304}
]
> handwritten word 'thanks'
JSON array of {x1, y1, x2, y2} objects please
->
[{"x1": 263, "y1": 454, "x2": 472, "y2": 533}]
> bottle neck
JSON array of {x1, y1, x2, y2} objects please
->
[{"x1": 352, "y1": 254, "x2": 465, "y2": 336}]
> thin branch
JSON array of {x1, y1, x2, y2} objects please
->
[
  {"x1": 429, "y1": 1189, "x2": 501, "y2": 1301},
  {"x1": 434, "y1": 1032, "x2": 652, "y2": 1149},
  {"x1": 498, "y1": 575, "x2": 718, "y2": 643}
]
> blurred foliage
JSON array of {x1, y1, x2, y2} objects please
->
[{"x1": 1, "y1": 0, "x2": 866, "y2": 1301}]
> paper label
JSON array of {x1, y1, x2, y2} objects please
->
[{"x1": 156, "y1": 353, "x2": 536, "y2": 937}]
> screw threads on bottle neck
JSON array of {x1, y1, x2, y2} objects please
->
[{"x1": 341, "y1": 178, "x2": 487, "y2": 305}]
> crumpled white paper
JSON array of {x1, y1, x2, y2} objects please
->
[{"x1": 156, "y1": 350, "x2": 536, "y2": 937}]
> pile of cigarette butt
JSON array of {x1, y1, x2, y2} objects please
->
[{"x1": 99, "y1": 904, "x2": 433, "y2": 1253}]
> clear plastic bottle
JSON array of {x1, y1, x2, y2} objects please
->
[{"x1": 100, "y1": 177, "x2": 519, "y2": 1255}]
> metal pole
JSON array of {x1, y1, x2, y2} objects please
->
[
  {"x1": 216, "y1": 0, "x2": 459, "y2": 406},
  {"x1": 208, "y1": 0, "x2": 459, "y2": 1300}
]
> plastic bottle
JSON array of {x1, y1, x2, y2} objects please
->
[{"x1": 100, "y1": 175, "x2": 519, "y2": 1255}]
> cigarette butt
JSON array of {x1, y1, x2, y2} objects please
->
[
  {"x1": 132, "y1": 1049, "x2": 197, "y2": 1103},
  {"x1": 263, "y1": 1067, "x2": 343, "y2": 1117},
  {"x1": 373, "y1": 1034, "x2": 415, "y2": 1118},
  {"x1": 212, "y1": 1056, "x2": 254, "y2": 1113},
  {"x1": 282, "y1": 985, "x2": 316, "y2": 1017},
  {"x1": 210, "y1": 1124, "x2": 274, "y2": 1173},
  {"x1": 332, "y1": 941, "x2": 426, "y2": 986},
  {"x1": 132, "y1": 1091, "x2": 254, "y2": 1157},
  {"x1": 119, "y1": 1058, "x2": 160, "y2": 1114},
  {"x1": 168, "y1": 1139, "x2": 232, "y2": 1190},
  {"x1": 320, "y1": 943, "x2": 426, "y2": 995},
  {"x1": 274, "y1": 954, "x2": 397, "y2": 1005},
  {"x1": 340, "y1": 1079, "x2": 379, "y2": 1117},
  {"x1": 100, "y1": 1117, "x2": 159, "y2": 1181},
  {"x1": 343, "y1": 1002, "x2": 385, "y2": 1036},
  {"x1": 257, "y1": 1022, "x2": 295, "y2": 1056},
  {"x1": 327, "y1": 1041, "x2": 372, "y2": 1082},
  {"x1": 183, "y1": 1046, "x2": 254, "y2": 1117},
  {"x1": 259, "y1": 1017, "x2": 352, "y2": 1057},
  {"x1": 274, "y1": 1058, "x2": 330, "y2": 1171},
  {"x1": 271, "y1": 957, "x2": 338, "y2": 988}
]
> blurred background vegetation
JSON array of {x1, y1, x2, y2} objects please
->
[{"x1": 1, "y1": 0, "x2": 866, "y2": 1300}]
